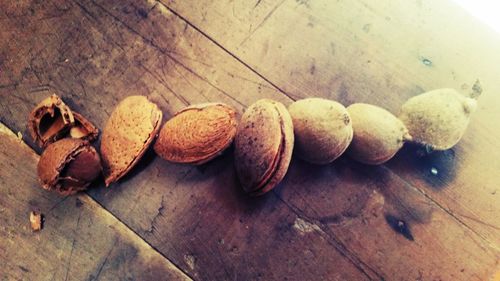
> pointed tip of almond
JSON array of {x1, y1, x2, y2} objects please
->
[{"x1": 463, "y1": 97, "x2": 477, "y2": 115}]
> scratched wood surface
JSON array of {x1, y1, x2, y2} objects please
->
[
  {"x1": 0, "y1": 124, "x2": 190, "y2": 281},
  {"x1": 163, "y1": 0, "x2": 500, "y2": 248},
  {"x1": 1, "y1": 0, "x2": 500, "y2": 280}
]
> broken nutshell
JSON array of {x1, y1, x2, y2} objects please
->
[
  {"x1": 234, "y1": 99, "x2": 294, "y2": 196},
  {"x1": 100, "y1": 95, "x2": 162, "y2": 186},
  {"x1": 69, "y1": 112, "x2": 99, "y2": 142},
  {"x1": 37, "y1": 138, "x2": 102, "y2": 196},
  {"x1": 154, "y1": 103, "x2": 238, "y2": 165},
  {"x1": 29, "y1": 94, "x2": 75, "y2": 148},
  {"x1": 28, "y1": 94, "x2": 99, "y2": 148}
]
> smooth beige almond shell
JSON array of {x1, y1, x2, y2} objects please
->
[
  {"x1": 347, "y1": 103, "x2": 410, "y2": 165},
  {"x1": 288, "y1": 98, "x2": 353, "y2": 164},
  {"x1": 399, "y1": 88, "x2": 477, "y2": 150}
]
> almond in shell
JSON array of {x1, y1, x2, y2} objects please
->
[
  {"x1": 347, "y1": 103, "x2": 411, "y2": 165},
  {"x1": 154, "y1": 103, "x2": 237, "y2": 165},
  {"x1": 288, "y1": 98, "x2": 353, "y2": 164},
  {"x1": 234, "y1": 99, "x2": 294, "y2": 196},
  {"x1": 399, "y1": 88, "x2": 477, "y2": 150}
]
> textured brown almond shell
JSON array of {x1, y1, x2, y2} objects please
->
[
  {"x1": 100, "y1": 96, "x2": 162, "y2": 186},
  {"x1": 28, "y1": 94, "x2": 75, "y2": 148},
  {"x1": 234, "y1": 99, "x2": 294, "y2": 196},
  {"x1": 154, "y1": 103, "x2": 238, "y2": 165},
  {"x1": 37, "y1": 138, "x2": 101, "y2": 196}
]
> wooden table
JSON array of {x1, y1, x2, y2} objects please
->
[{"x1": 1, "y1": 0, "x2": 500, "y2": 280}]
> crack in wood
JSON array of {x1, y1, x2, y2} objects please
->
[
  {"x1": 63, "y1": 209, "x2": 83, "y2": 281},
  {"x1": 146, "y1": 195, "x2": 166, "y2": 234},
  {"x1": 239, "y1": 0, "x2": 286, "y2": 46},
  {"x1": 156, "y1": 1, "x2": 297, "y2": 102},
  {"x1": 272, "y1": 190, "x2": 385, "y2": 280},
  {"x1": 93, "y1": 237, "x2": 119, "y2": 280}
]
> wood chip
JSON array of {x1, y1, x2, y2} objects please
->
[{"x1": 29, "y1": 211, "x2": 43, "y2": 232}]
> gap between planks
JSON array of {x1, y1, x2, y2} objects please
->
[
  {"x1": 153, "y1": 0, "x2": 500, "y2": 253},
  {"x1": 0, "y1": 122, "x2": 194, "y2": 281}
]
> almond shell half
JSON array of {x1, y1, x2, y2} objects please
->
[
  {"x1": 28, "y1": 94, "x2": 75, "y2": 148},
  {"x1": 37, "y1": 138, "x2": 101, "y2": 196}
]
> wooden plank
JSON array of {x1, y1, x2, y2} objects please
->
[
  {"x1": 0, "y1": 1, "x2": 369, "y2": 280},
  {"x1": 1, "y1": 0, "x2": 500, "y2": 280},
  {"x1": 0, "y1": 123, "x2": 191, "y2": 281},
  {"x1": 162, "y1": 0, "x2": 500, "y2": 248}
]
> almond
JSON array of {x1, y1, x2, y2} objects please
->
[
  {"x1": 234, "y1": 99, "x2": 294, "y2": 196},
  {"x1": 288, "y1": 98, "x2": 353, "y2": 164},
  {"x1": 399, "y1": 88, "x2": 477, "y2": 150},
  {"x1": 154, "y1": 103, "x2": 237, "y2": 165},
  {"x1": 347, "y1": 103, "x2": 411, "y2": 165}
]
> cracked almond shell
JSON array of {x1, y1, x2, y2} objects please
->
[
  {"x1": 288, "y1": 98, "x2": 353, "y2": 164},
  {"x1": 69, "y1": 112, "x2": 99, "y2": 142},
  {"x1": 37, "y1": 138, "x2": 102, "y2": 196},
  {"x1": 399, "y1": 88, "x2": 477, "y2": 150},
  {"x1": 28, "y1": 94, "x2": 99, "y2": 147},
  {"x1": 29, "y1": 94, "x2": 75, "y2": 148},
  {"x1": 100, "y1": 95, "x2": 162, "y2": 186},
  {"x1": 234, "y1": 99, "x2": 294, "y2": 196},
  {"x1": 347, "y1": 103, "x2": 411, "y2": 165},
  {"x1": 154, "y1": 103, "x2": 238, "y2": 165}
]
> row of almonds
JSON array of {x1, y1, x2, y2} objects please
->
[{"x1": 32, "y1": 89, "x2": 477, "y2": 196}]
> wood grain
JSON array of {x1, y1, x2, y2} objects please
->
[
  {"x1": 1, "y1": 0, "x2": 500, "y2": 280},
  {"x1": 0, "y1": 123, "x2": 191, "y2": 281},
  {"x1": 164, "y1": 0, "x2": 500, "y2": 255},
  {"x1": 0, "y1": 0, "x2": 368, "y2": 280}
]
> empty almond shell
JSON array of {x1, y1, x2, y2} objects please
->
[
  {"x1": 100, "y1": 96, "x2": 162, "y2": 186},
  {"x1": 69, "y1": 112, "x2": 99, "y2": 142},
  {"x1": 154, "y1": 103, "x2": 237, "y2": 165},
  {"x1": 234, "y1": 99, "x2": 294, "y2": 196},
  {"x1": 399, "y1": 88, "x2": 477, "y2": 150},
  {"x1": 37, "y1": 138, "x2": 102, "y2": 196},
  {"x1": 28, "y1": 94, "x2": 99, "y2": 147},
  {"x1": 29, "y1": 94, "x2": 75, "y2": 148}
]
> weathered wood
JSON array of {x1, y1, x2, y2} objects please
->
[
  {"x1": 0, "y1": 0, "x2": 369, "y2": 280},
  {"x1": 0, "y1": 124, "x2": 191, "y2": 281},
  {"x1": 163, "y1": 0, "x2": 500, "y2": 252},
  {"x1": 1, "y1": 0, "x2": 500, "y2": 280}
]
